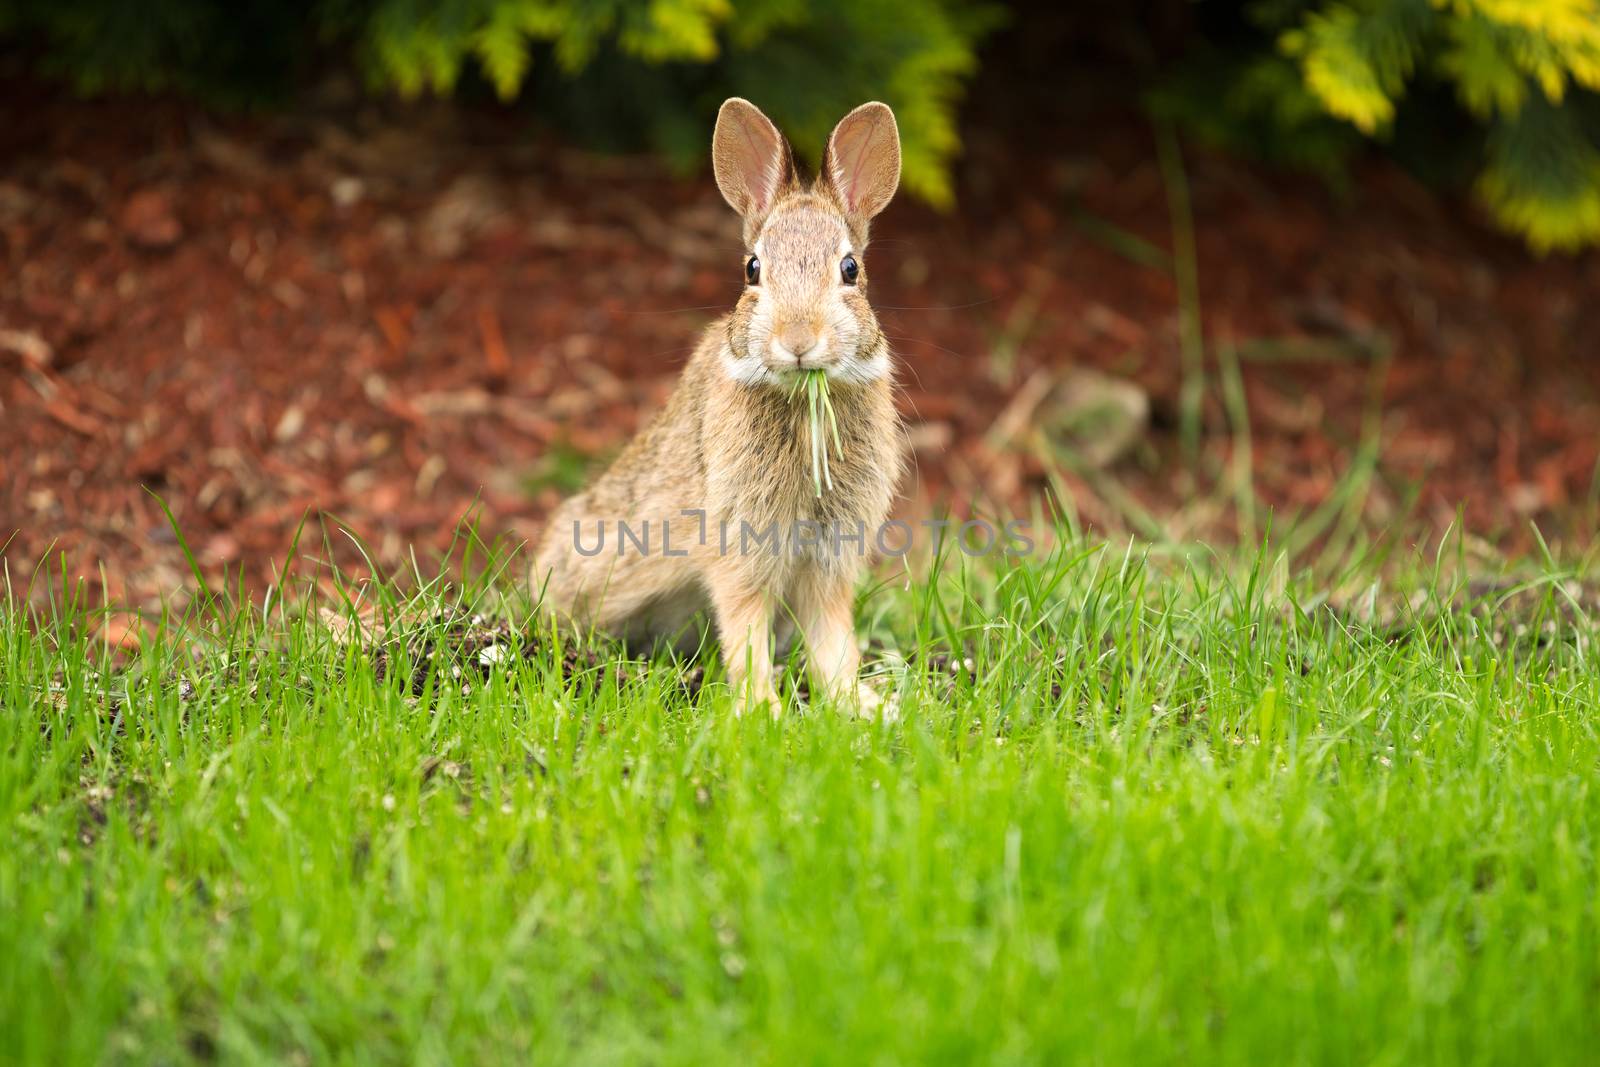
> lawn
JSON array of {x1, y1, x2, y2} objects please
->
[{"x1": 3, "y1": 531, "x2": 1598, "y2": 1064}]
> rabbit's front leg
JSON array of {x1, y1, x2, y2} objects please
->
[
  {"x1": 708, "y1": 571, "x2": 779, "y2": 716},
  {"x1": 792, "y1": 568, "x2": 878, "y2": 714}
]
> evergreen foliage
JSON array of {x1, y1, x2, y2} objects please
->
[
  {"x1": 0, "y1": 0, "x2": 1002, "y2": 206},
  {"x1": 1189, "y1": 0, "x2": 1600, "y2": 252},
  {"x1": 3, "y1": 2, "x2": 1598, "y2": 248}
]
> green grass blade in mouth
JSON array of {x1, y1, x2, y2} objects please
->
[{"x1": 796, "y1": 369, "x2": 837, "y2": 498}]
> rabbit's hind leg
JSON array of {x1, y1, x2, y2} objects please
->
[{"x1": 614, "y1": 581, "x2": 710, "y2": 658}]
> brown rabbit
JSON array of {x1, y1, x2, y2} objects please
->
[{"x1": 534, "y1": 98, "x2": 906, "y2": 715}]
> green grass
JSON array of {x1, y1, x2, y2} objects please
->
[
  {"x1": 4, "y1": 532, "x2": 1599, "y2": 1064},
  {"x1": 790, "y1": 368, "x2": 842, "y2": 499}
]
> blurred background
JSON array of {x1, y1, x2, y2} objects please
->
[{"x1": 1, "y1": 0, "x2": 1598, "y2": 607}]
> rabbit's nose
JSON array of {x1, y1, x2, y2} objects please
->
[{"x1": 778, "y1": 322, "x2": 819, "y2": 359}]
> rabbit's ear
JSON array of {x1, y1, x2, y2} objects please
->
[
  {"x1": 821, "y1": 102, "x2": 901, "y2": 223},
  {"x1": 713, "y1": 98, "x2": 794, "y2": 220}
]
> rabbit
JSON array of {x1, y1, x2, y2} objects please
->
[{"x1": 533, "y1": 97, "x2": 906, "y2": 716}]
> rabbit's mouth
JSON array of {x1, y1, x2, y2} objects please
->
[
  {"x1": 766, "y1": 359, "x2": 842, "y2": 389},
  {"x1": 772, "y1": 358, "x2": 831, "y2": 379}
]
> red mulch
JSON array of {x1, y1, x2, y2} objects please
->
[{"x1": 2, "y1": 80, "x2": 1597, "y2": 609}]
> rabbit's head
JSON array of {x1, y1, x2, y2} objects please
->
[{"x1": 712, "y1": 98, "x2": 901, "y2": 388}]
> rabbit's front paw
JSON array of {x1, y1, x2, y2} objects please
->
[
  {"x1": 735, "y1": 683, "x2": 783, "y2": 720},
  {"x1": 849, "y1": 680, "x2": 899, "y2": 723}
]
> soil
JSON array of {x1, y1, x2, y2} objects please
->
[{"x1": 2, "y1": 75, "x2": 1597, "y2": 612}]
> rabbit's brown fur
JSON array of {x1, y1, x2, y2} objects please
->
[{"x1": 534, "y1": 99, "x2": 906, "y2": 714}]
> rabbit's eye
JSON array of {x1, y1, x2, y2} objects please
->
[
  {"x1": 840, "y1": 254, "x2": 859, "y2": 285},
  {"x1": 745, "y1": 256, "x2": 761, "y2": 285}
]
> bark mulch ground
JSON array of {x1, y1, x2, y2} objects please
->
[{"x1": 3, "y1": 79, "x2": 1597, "y2": 613}]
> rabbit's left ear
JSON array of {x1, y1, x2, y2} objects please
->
[{"x1": 821, "y1": 102, "x2": 901, "y2": 224}]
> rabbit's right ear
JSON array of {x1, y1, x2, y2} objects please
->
[{"x1": 712, "y1": 98, "x2": 794, "y2": 220}]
